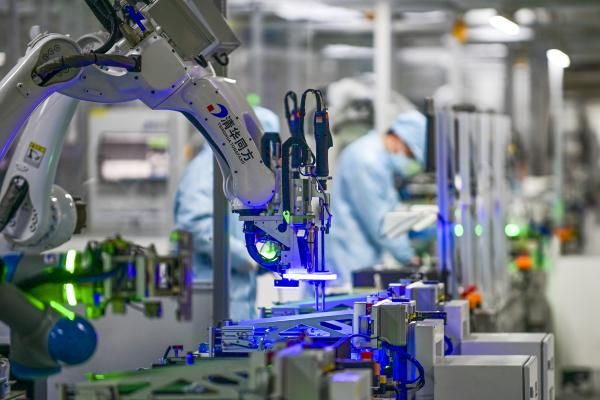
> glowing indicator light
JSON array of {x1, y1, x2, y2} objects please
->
[
  {"x1": 65, "y1": 249, "x2": 77, "y2": 273},
  {"x1": 475, "y1": 224, "x2": 483, "y2": 237},
  {"x1": 454, "y1": 224, "x2": 464, "y2": 237},
  {"x1": 282, "y1": 272, "x2": 337, "y2": 281},
  {"x1": 50, "y1": 301, "x2": 75, "y2": 321},
  {"x1": 258, "y1": 241, "x2": 279, "y2": 261},
  {"x1": 283, "y1": 210, "x2": 291, "y2": 224},
  {"x1": 505, "y1": 224, "x2": 521, "y2": 238},
  {"x1": 25, "y1": 293, "x2": 45, "y2": 311},
  {"x1": 65, "y1": 283, "x2": 77, "y2": 307}
]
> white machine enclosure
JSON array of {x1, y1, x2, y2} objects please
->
[
  {"x1": 327, "y1": 369, "x2": 371, "y2": 400},
  {"x1": 411, "y1": 319, "x2": 445, "y2": 400},
  {"x1": 406, "y1": 280, "x2": 444, "y2": 312},
  {"x1": 371, "y1": 299, "x2": 416, "y2": 346},
  {"x1": 272, "y1": 345, "x2": 336, "y2": 400},
  {"x1": 461, "y1": 333, "x2": 555, "y2": 400},
  {"x1": 434, "y1": 355, "x2": 539, "y2": 400},
  {"x1": 443, "y1": 300, "x2": 470, "y2": 354}
]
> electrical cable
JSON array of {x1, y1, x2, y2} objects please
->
[
  {"x1": 84, "y1": 0, "x2": 113, "y2": 32},
  {"x1": 34, "y1": 53, "x2": 140, "y2": 85},
  {"x1": 83, "y1": 0, "x2": 123, "y2": 54},
  {"x1": 381, "y1": 340, "x2": 426, "y2": 392}
]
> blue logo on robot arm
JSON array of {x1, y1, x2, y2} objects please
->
[{"x1": 207, "y1": 103, "x2": 229, "y2": 118}]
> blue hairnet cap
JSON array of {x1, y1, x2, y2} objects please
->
[
  {"x1": 253, "y1": 106, "x2": 280, "y2": 133},
  {"x1": 390, "y1": 111, "x2": 427, "y2": 165}
]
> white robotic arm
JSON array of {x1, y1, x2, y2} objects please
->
[
  {"x1": 0, "y1": 1, "x2": 274, "y2": 254},
  {"x1": 0, "y1": 94, "x2": 80, "y2": 253},
  {"x1": 0, "y1": 0, "x2": 337, "y2": 376}
]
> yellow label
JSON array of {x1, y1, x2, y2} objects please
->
[
  {"x1": 89, "y1": 106, "x2": 108, "y2": 118},
  {"x1": 29, "y1": 142, "x2": 46, "y2": 152},
  {"x1": 24, "y1": 142, "x2": 47, "y2": 168}
]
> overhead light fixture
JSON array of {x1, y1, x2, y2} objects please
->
[
  {"x1": 489, "y1": 15, "x2": 520, "y2": 35},
  {"x1": 321, "y1": 44, "x2": 373, "y2": 59},
  {"x1": 272, "y1": 1, "x2": 363, "y2": 23},
  {"x1": 547, "y1": 49, "x2": 571, "y2": 69},
  {"x1": 0, "y1": 52, "x2": 5, "y2": 67}
]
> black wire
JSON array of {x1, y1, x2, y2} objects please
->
[
  {"x1": 213, "y1": 53, "x2": 229, "y2": 66},
  {"x1": 84, "y1": 0, "x2": 113, "y2": 32},
  {"x1": 34, "y1": 54, "x2": 139, "y2": 85},
  {"x1": 381, "y1": 340, "x2": 426, "y2": 392},
  {"x1": 83, "y1": 0, "x2": 122, "y2": 54}
]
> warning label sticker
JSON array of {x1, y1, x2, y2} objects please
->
[{"x1": 24, "y1": 142, "x2": 47, "y2": 168}]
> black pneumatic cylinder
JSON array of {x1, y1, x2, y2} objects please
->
[
  {"x1": 260, "y1": 132, "x2": 281, "y2": 170},
  {"x1": 313, "y1": 110, "x2": 333, "y2": 183},
  {"x1": 281, "y1": 137, "x2": 311, "y2": 214}
]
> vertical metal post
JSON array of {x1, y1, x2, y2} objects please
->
[
  {"x1": 39, "y1": 0, "x2": 51, "y2": 32},
  {"x1": 529, "y1": 50, "x2": 551, "y2": 175},
  {"x1": 212, "y1": 0, "x2": 230, "y2": 323},
  {"x1": 492, "y1": 116, "x2": 510, "y2": 295},
  {"x1": 548, "y1": 59, "x2": 565, "y2": 227},
  {"x1": 457, "y1": 112, "x2": 474, "y2": 288},
  {"x1": 477, "y1": 113, "x2": 493, "y2": 308},
  {"x1": 374, "y1": 0, "x2": 392, "y2": 135},
  {"x1": 250, "y1": 4, "x2": 264, "y2": 100},
  {"x1": 436, "y1": 111, "x2": 457, "y2": 298}
]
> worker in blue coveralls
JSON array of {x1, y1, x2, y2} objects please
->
[
  {"x1": 174, "y1": 106, "x2": 280, "y2": 320},
  {"x1": 326, "y1": 110, "x2": 427, "y2": 288}
]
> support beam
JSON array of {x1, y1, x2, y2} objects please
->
[
  {"x1": 374, "y1": 0, "x2": 392, "y2": 135},
  {"x1": 250, "y1": 4, "x2": 264, "y2": 100},
  {"x1": 212, "y1": 0, "x2": 230, "y2": 323},
  {"x1": 548, "y1": 56, "x2": 566, "y2": 227}
]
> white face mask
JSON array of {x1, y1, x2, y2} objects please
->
[{"x1": 389, "y1": 153, "x2": 422, "y2": 177}]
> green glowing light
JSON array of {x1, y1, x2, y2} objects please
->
[
  {"x1": 25, "y1": 293, "x2": 45, "y2": 311},
  {"x1": 65, "y1": 249, "x2": 77, "y2": 273},
  {"x1": 65, "y1": 283, "x2": 77, "y2": 307},
  {"x1": 505, "y1": 223, "x2": 521, "y2": 238},
  {"x1": 283, "y1": 210, "x2": 291, "y2": 224},
  {"x1": 246, "y1": 93, "x2": 261, "y2": 107},
  {"x1": 454, "y1": 224, "x2": 464, "y2": 237},
  {"x1": 50, "y1": 301, "x2": 75, "y2": 321},
  {"x1": 475, "y1": 224, "x2": 483, "y2": 237},
  {"x1": 258, "y1": 241, "x2": 279, "y2": 261}
]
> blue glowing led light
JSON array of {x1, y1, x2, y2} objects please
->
[
  {"x1": 186, "y1": 352, "x2": 194, "y2": 366},
  {"x1": 93, "y1": 293, "x2": 102, "y2": 307},
  {"x1": 127, "y1": 261, "x2": 136, "y2": 278}
]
